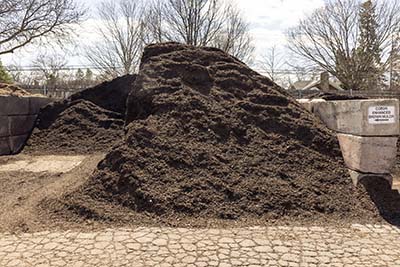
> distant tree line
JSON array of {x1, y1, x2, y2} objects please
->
[
  {"x1": 0, "y1": 0, "x2": 255, "y2": 83},
  {"x1": 6, "y1": 65, "x2": 97, "y2": 91},
  {"x1": 3, "y1": 0, "x2": 400, "y2": 93}
]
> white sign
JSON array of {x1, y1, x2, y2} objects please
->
[{"x1": 368, "y1": 106, "x2": 396, "y2": 124}]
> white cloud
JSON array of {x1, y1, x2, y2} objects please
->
[{"x1": 235, "y1": 0, "x2": 324, "y2": 55}]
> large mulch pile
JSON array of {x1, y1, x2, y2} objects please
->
[
  {"x1": 24, "y1": 75, "x2": 136, "y2": 154},
  {"x1": 51, "y1": 43, "x2": 385, "y2": 226}
]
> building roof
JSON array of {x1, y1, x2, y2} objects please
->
[
  {"x1": 290, "y1": 80, "x2": 344, "y2": 91},
  {"x1": 302, "y1": 80, "x2": 344, "y2": 91},
  {"x1": 290, "y1": 80, "x2": 313, "y2": 90}
]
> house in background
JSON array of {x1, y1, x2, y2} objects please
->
[{"x1": 289, "y1": 72, "x2": 344, "y2": 92}]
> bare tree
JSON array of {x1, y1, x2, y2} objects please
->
[
  {"x1": 285, "y1": 61, "x2": 323, "y2": 82},
  {"x1": 287, "y1": 0, "x2": 400, "y2": 90},
  {"x1": 146, "y1": 0, "x2": 224, "y2": 46},
  {"x1": 85, "y1": 0, "x2": 146, "y2": 79},
  {"x1": 258, "y1": 46, "x2": 287, "y2": 83},
  {"x1": 143, "y1": 0, "x2": 164, "y2": 44},
  {"x1": 145, "y1": 0, "x2": 254, "y2": 63},
  {"x1": 4, "y1": 62, "x2": 23, "y2": 83},
  {"x1": 389, "y1": 31, "x2": 400, "y2": 90},
  {"x1": 212, "y1": 4, "x2": 254, "y2": 63},
  {"x1": 32, "y1": 52, "x2": 68, "y2": 90},
  {"x1": 0, "y1": 0, "x2": 85, "y2": 55}
]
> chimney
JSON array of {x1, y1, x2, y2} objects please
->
[{"x1": 320, "y1": 71, "x2": 330, "y2": 91}]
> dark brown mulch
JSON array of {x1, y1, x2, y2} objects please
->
[
  {"x1": 57, "y1": 43, "x2": 383, "y2": 225},
  {"x1": 25, "y1": 100, "x2": 124, "y2": 154},
  {"x1": 24, "y1": 75, "x2": 135, "y2": 154},
  {"x1": 69, "y1": 74, "x2": 136, "y2": 114}
]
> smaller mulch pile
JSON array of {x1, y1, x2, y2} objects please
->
[
  {"x1": 0, "y1": 83, "x2": 30, "y2": 96},
  {"x1": 25, "y1": 75, "x2": 136, "y2": 154}
]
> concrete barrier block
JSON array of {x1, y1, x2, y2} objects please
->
[
  {"x1": 348, "y1": 169, "x2": 392, "y2": 186},
  {"x1": 0, "y1": 116, "x2": 9, "y2": 137},
  {"x1": 9, "y1": 134, "x2": 29, "y2": 154},
  {"x1": 9, "y1": 115, "x2": 37, "y2": 136},
  {"x1": 309, "y1": 100, "x2": 338, "y2": 130},
  {"x1": 0, "y1": 96, "x2": 30, "y2": 116},
  {"x1": 0, "y1": 137, "x2": 10, "y2": 155},
  {"x1": 297, "y1": 99, "x2": 326, "y2": 113},
  {"x1": 0, "y1": 96, "x2": 51, "y2": 156},
  {"x1": 338, "y1": 134, "x2": 398, "y2": 174},
  {"x1": 307, "y1": 99, "x2": 399, "y2": 136},
  {"x1": 29, "y1": 97, "x2": 53, "y2": 114}
]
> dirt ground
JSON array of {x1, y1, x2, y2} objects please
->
[
  {"x1": 0, "y1": 154, "x2": 106, "y2": 233},
  {"x1": 0, "y1": 153, "x2": 398, "y2": 234}
]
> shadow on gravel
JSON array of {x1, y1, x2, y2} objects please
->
[{"x1": 361, "y1": 177, "x2": 400, "y2": 227}]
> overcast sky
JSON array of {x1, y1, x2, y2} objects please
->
[{"x1": 1, "y1": 0, "x2": 324, "y2": 68}]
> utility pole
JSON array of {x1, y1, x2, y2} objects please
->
[{"x1": 389, "y1": 31, "x2": 395, "y2": 91}]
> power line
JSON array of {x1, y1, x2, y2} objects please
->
[
  {"x1": 5, "y1": 65, "x2": 126, "y2": 71},
  {"x1": 7, "y1": 65, "x2": 311, "y2": 75}
]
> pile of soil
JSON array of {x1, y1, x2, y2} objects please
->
[
  {"x1": 57, "y1": 43, "x2": 382, "y2": 225},
  {"x1": 0, "y1": 83, "x2": 30, "y2": 96},
  {"x1": 25, "y1": 75, "x2": 135, "y2": 154},
  {"x1": 68, "y1": 75, "x2": 135, "y2": 114},
  {"x1": 25, "y1": 100, "x2": 125, "y2": 154}
]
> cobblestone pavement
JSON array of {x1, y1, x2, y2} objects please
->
[{"x1": 1, "y1": 224, "x2": 400, "y2": 266}]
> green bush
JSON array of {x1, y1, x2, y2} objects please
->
[{"x1": 0, "y1": 61, "x2": 12, "y2": 84}]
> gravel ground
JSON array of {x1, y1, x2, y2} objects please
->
[{"x1": 1, "y1": 224, "x2": 400, "y2": 266}]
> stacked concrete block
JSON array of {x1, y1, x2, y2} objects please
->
[
  {"x1": 299, "y1": 98, "x2": 399, "y2": 186},
  {"x1": 297, "y1": 98, "x2": 326, "y2": 113},
  {"x1": 310, "y1": 99, "x2": 399, "y2": 136},
  {"x1": 0, "y1": 96, "x2": 52, "y2": 155},
  {"x1": 337, "y1": 134, "x2": 398, "y2": 174}
]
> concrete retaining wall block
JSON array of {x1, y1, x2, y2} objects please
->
[
  {"x1": 0, "y1": 95, "x2": 53, "y2": 156},
  {"x1": 0, "y1": 137, "x2": 10, "y2": 155},
  {"x1": 0, "y1": 116, "x2": 8, "y2": 137},
  {"x1": 348, "y1": 169, "x2": 393, "y2": 186},
  {"x1": 337, "y1": 134, "x2": 398, "y2": 174},
  {"x1": 9, "y1": 115, "x2": 37, "y2": 136},
  {"x1": 0, "y1": 96, "x2": 30, "y2": 116},
  {"x1": 9, "y1": 134, "x2": 29, "y2": 154},
  {"x1": 311, "y1": 99, "x2": 400, "y2": 136},
  {"x1": 29, "y1": 97, "x2": 53, "y2": 114}
]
